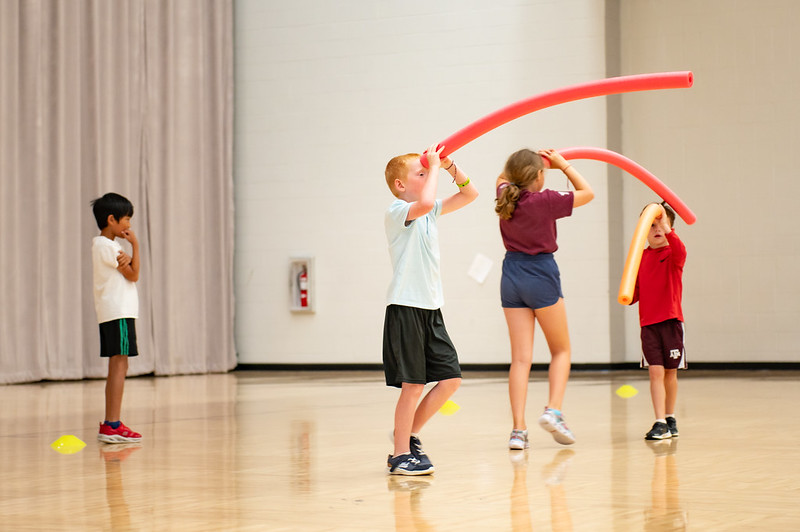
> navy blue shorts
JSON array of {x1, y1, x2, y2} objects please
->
[
  {"x1": 640, "y1": 319, "x2": 686, "y2": 369},
  {"x1": 501, "y1": 252, "x2": 563, "y2": 309},
  {"x1": 382, "y1": 305, "x2": 462, "y2": 388}
]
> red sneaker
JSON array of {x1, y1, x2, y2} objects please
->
[{"x1": 98, "y1": 422, "x2": 142, "y2": 444}]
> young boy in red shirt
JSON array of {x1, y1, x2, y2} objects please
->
[{"x1": 631, "y1": 203, "x2": 687, "y2": 440}]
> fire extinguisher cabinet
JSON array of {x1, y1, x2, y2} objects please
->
[{"x1": 289, "y1": 257, "x2": 314, "y2": 313}]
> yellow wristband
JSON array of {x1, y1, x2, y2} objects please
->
[{"x1": 457, "y1": 177, "x2": 470, "y2": 188}]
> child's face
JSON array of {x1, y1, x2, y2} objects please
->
[
  {"x1": 107, "y1": 215, "x2": 132, "y2": 238},
  {"x1": 647, "y1": 219, "x2": 671, "y2": 249},
  {"x1": 398, "y1": 159, "x2": 429, "y2": 200}
]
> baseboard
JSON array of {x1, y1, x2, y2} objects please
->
[{"x1": 234, "y1": 361, "x2": 800, "y2": 372}]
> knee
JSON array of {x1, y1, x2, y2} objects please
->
[
  {"x1": 401, "y1": 383, "x2": 425, "y2": 400},
  {"x1": 442, "y1": 377, "x2": 461, "y2": 394}
]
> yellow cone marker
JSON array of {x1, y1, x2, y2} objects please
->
[
  {"x1": 439, "y1": 400, "x2": 461, "y2": 416},
  {"x1": 615, "y1": 385, "x2": 639, "y2": 399},
  {"x1": 50, "y1": 435, "x2": 87, "y2": 455}
]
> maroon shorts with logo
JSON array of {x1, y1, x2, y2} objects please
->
[{"x1": 640, "y1": 319, "x2": 686, "y2": 369}]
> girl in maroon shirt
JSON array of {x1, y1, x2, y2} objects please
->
[{"x1": 495, "y1": 148, "x2": 594, "y2": 449}]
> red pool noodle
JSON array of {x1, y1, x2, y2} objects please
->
[
  {"x1": 546, "y1": 147, "x2": 696, "y2": 225},
  {"x1": 421, "y1": 71, "x2": 693, "y2": 166}
]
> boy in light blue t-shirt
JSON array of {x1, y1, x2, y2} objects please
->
[{"x1": 382, "y1": 144, "x2": 478, "y2": 475}]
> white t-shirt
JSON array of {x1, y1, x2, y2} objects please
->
[
  {"x1": 385, "y1": 199, "x2": 443, "y2": 310},
  {"x1": 92, "y1": 236, "x2": 139, "y2": 323}
]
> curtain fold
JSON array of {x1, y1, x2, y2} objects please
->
[{"x1": 0, "y1": 0, "x2": 235, "y2": 384}]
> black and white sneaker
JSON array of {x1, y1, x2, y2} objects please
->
[
  {"x1": 665, "y1": 416, "x2": 679, "y2": 437},
  {"x1": 409, "y1": 436, "x2": 433, "y2": 469},
  {"x1": 387, "y1": 453, "x2": 434, "y2": 475},
  {"x1": 645, "y1": 421, "x2": 672, "y2": 440}
]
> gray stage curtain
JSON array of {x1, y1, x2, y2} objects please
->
[{"x1": 0, "y1": 0, "x2": 235, "y2": 383}]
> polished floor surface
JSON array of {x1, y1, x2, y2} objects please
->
[{"x1": 2, "y1": 370, "x2": 799, "y2": 531}]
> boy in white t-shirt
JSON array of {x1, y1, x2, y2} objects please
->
[
  {"x1": 91, "y1": 193, "x2": 142, "y2": 444},
  {"x1": 382, "y1": 144, "x2": 478, "y2": 475}
]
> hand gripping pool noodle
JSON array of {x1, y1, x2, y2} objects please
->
[
  {"x1": 420, "y1": 71, "x2": 693, "y2": 167},
  {"x1": 552, "y1": 147, "x2": 696, "y2": 225},
  {"x1": 617, "y1": 203, "x2": 663, "y2": 305}
]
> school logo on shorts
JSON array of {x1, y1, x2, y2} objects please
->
[{"x1": 669, "y1": 349, "x2": 681, "y2": 359}]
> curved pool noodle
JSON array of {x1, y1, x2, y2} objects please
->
[
  {"x1": 618, "y1": 203, "x2": 663, "y2": 305},
  {"x1": 420, "y1": 71, "x2": 693, "y2": 167},
  {"x1": 543, "y1": 146, "x2": 696, "y2": 225}
]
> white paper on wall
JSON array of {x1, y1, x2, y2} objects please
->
[{"x1": 467, "y1": 253, "x2": 493, "y2": 284}]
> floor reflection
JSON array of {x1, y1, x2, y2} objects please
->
[
  {"x1": 509, "y1": 448, "x2": 575, "y2": 532},
  {"x1": 100, "y1": 443, "x2": 141, "y2": 531},
  {"x1": 291, "y1": 420, "x2": 314, "y2": 494},
  {"x1": 388, "y1": 475, "x2": 435, "y2": 531},
  {"x1": 644, "y1": 439, "x2": 687, "y2": 530}
]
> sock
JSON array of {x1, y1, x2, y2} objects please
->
[
  {"x1": 656, "y1": 418, "x2": 666, "y2": 424},
  {"x1": 666, "y1": 414, "x2": 675, "y2": 419},
  {"x1": 410, "y1": 432, "x2": 420, "y2": 439},
  {"x1": 104, "y1": 420, "x2": 121, "y2": 429}
]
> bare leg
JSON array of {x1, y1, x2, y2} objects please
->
[
  {"x1": 648, "y1": 365, "x2": 666, "y2": 419},
  {"x1": 394, "y1": 383, "x2": 424, "y2": 456},
  {"x1": 411, "y1": 378, "x2": 461, "y2": 434},
  {"x1": 533, "y1": 299, "x2": 571, "y2": 411},
  {"x1": 504, "y1": 308, "x2": 536, "y2": 430},
  {"x1": 105, "y1": 355, "x2": 129, "y2": 422},
  {"x1": 664, "y1": 369, "x2": 678, "y2": 415}
]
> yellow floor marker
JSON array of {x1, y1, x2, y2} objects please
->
[
  {"x1": 50, "y1": 435, "x2": 87, "y2": 455},
  {"x1": 439, "y1": 400, "x2": 461, "y2": 416},
  {"x1": 615, "y1": 385, "x2": 639, "y2": 399}
]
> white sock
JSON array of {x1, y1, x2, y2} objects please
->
[
  {"x1": 666, "y1": 414, "x2": 675, "y2": 419},
  {"x1": 656, "y1": 418, "x2": 667, "y2": 424},
  {"x1": 410, "y1": 432, "x2": 420, "y2": 439}
]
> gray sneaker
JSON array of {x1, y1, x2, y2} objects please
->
[
  {"x1": 509, "y1": 429, "x2": 529, "y2": 450},
  {"x1": 538, "y1": 408, "x2": 576, "y2": 445}
]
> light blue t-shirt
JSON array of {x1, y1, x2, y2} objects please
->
[{"x1": 385, "y1": 199, "x2": 443, "y2": 310}]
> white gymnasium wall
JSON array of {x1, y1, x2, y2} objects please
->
[
  {"x1": 234, "y1": 0, "x2": 613, "y2": 364},
  {"x1": 619, "y1": 1, "x2": 800, "y2": 362}
]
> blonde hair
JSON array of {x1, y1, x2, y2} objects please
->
[
  {"x1": 495, "y1": 149, "x2": 544, "y2": 220},
  {"x1": 385, "y1": 153, "x2": 419, "y2": 197}
]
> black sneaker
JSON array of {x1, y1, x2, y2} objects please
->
[
  {"x1": 665, "y1": 416, "x2": 679, "y2": 437},
  {"x1": 645, "y1": 421, "x2": 672, "y2": 440},
  {"x1": 409, "y1": 436, "x2": 433, "y2": 468},
  {"x1": 387, "y1": 453, "x2": 434, "y2": 475}
]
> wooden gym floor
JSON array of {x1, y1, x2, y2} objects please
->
[{"x1": 1, "y1": 370, "x2": 799, "y2": 531}]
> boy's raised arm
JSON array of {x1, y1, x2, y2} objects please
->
[{"x1": 441, "y1": 157, "x2": 478, "y2": 215}]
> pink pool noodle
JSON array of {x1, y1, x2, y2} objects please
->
[
  {"x1": 421, "y1": 71, "x2": 693, "y2": 167},
  {"x1": 618, "y1": 203, "x2": 664, "y2": 305},
  {"x1": 544, "y1": 147, "x2": 696, "y2": 225}
]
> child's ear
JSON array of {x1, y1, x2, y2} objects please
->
[
  {"x1": 107, "y1": 214, "x2": 117, "y2": 226},
  {"x1": 395, "y1": 179, "x2": 405, "y2": 191}
]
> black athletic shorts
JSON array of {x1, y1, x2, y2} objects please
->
[
  {"x1": 99, "y1": 318, "x2": 138, "y2": 357},
  {"x1": 640, "y1": 319, "x2": 685, "y2": 369},
  {"x1": 382, "y1": 305, "x2": 461, "y2": 388}
]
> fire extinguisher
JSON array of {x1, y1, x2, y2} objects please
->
[{"x1": 298, "y1": 266, "x2": 308, "y2": 307}]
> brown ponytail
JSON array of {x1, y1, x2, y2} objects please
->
[{"x1": 494, "y1": 149, "x2": 544, "y2": 220}]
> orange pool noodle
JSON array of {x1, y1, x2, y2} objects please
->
[{"x1": 618, "y1": 203, "x2": 663, "y2": 305}]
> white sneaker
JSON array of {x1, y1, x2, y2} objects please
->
[
  {"x1": 538, "y1": 408, "x2": 575, "y2": 445},
  {"x1": 508, "y1": 429, "x2": 529, "y2": 450}
]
